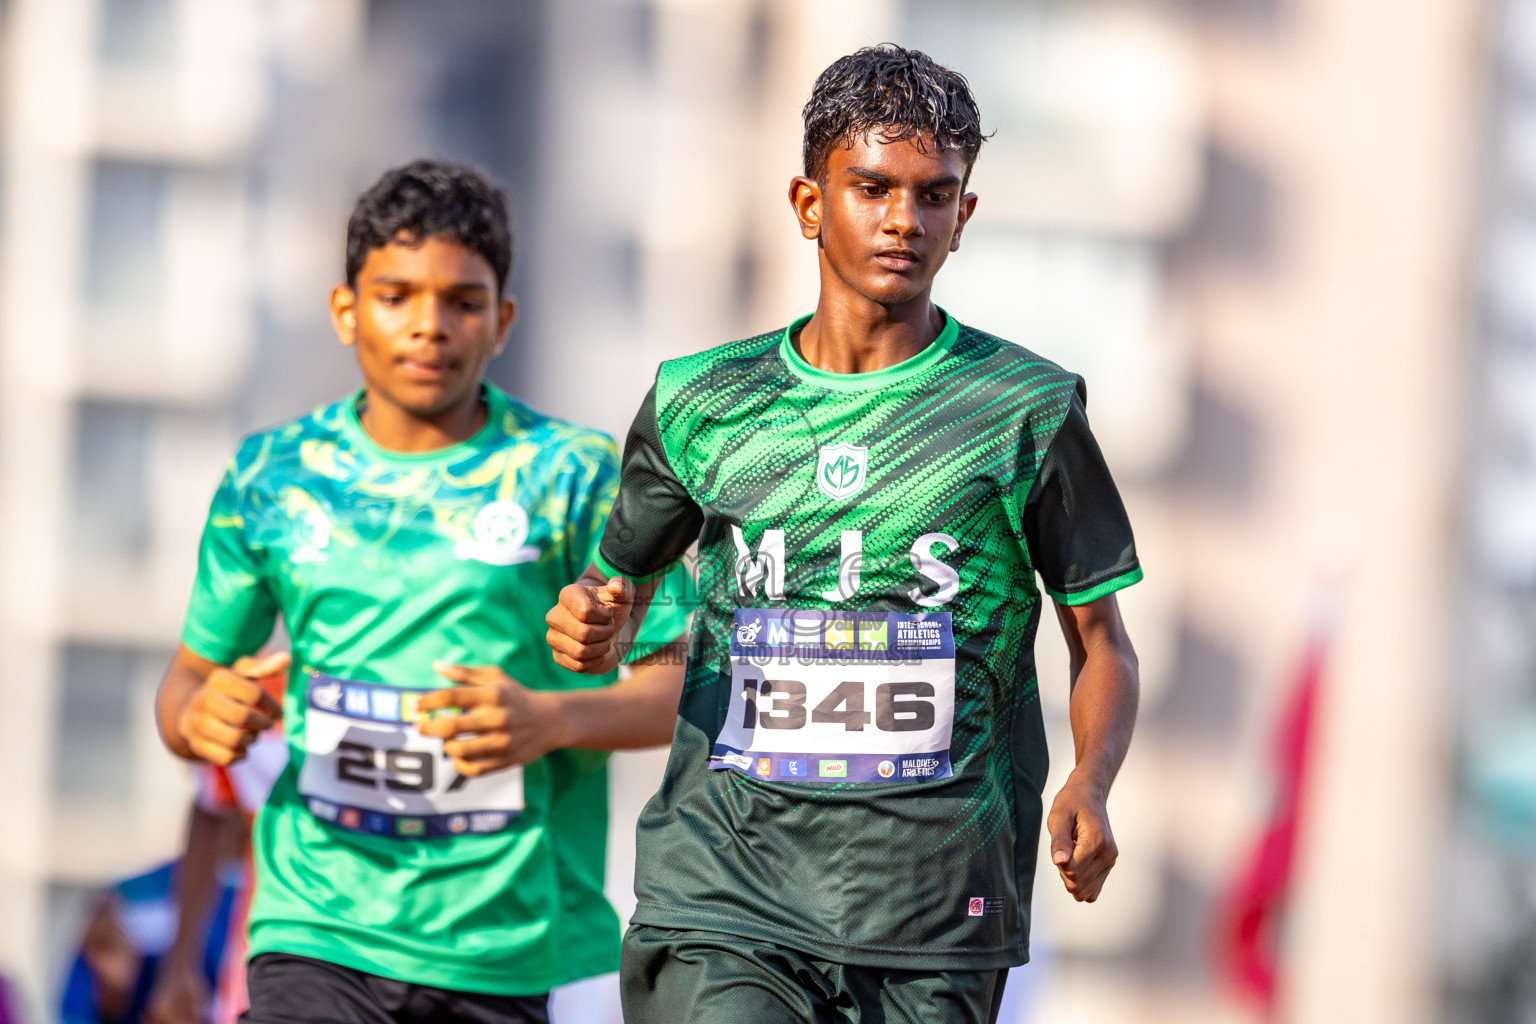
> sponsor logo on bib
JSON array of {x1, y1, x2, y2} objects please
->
[
  {"x1": 455, "y1": 501, "x2": 541, "y2": 566},
  {"x1": 877, "y1": 760, "x2": 896, "y2": 778},
  {"x1": 819, "y1": 759, "x2": 848, "y2": 778},
  {"x1": 816, "y1": 443, "x2": 868, "y2": 500},
  {"x1": 313, "y1": 678, "x2": 342, "y2": 711},
  {"x1": 736, "y1": 616, "x2": 765, "y2": 645}
]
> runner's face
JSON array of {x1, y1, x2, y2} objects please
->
[
  {"x1": 338, "y1": 236, "x2": 513, "y2": 418},
  {"x1": 812, "y1": 134, "x2": 975, "y2": 307}
]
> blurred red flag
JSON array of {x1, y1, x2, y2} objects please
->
[{"x1": 1213, "y1": 612, "x2": 1332, "y2": 1017}]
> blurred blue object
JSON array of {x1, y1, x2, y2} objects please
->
[{"x1": 60, "y1": 860, "x2": 236, "y2": 1024}]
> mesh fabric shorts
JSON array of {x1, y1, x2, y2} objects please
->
[{"x1": 620, "y1": 924, "x2": 1010, "y2": 1024}]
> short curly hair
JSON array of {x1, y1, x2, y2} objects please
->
[
  {"x1": 802, "y1": 44, "x2": 987, "y2": 185},
  {"x1": 345, "y1": 160, "x2": 513, "y2": 294}
]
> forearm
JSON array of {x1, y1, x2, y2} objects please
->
[
  {"x1": 549, "y1": 641, "x2": 686, "y2": 750},
  {"x1": 1066, "y1": 637, "x2": 1138, "y2": 795},
  {"x1": 157, "y1": 654, "x2": 213, "y2": 761},
  {"x1": 162, "y1": 804, "x2": 228, "y2": 970}
]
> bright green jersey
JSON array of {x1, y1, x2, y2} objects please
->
[
  {"x1": 181, "y1": 383, "x2": 690, "y2": 995},
  {"x1": 597, "y1": 311, "x2": 1141, "y2": 970}
]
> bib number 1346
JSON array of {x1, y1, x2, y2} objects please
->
[
  {"x1": 713, "y1": 609, "x2": 957, "y2": 784},
  {"x1": 739, "y1": 678, "x2": 936, "y2": 732}
]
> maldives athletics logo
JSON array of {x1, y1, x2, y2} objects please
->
[{"x1": 816, "y1": 442, "x2": 869, "y2": 500}]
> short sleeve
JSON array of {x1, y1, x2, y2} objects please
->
[
  {"x1": 1022, "y1": 393, "x2": 1143, "y2": 605},
  {"x1": 596, "y1": 383, "x2": 704, "y2": 583},
  {"x1": 180, "y1": 466, "x2": 280, "y2": 664},
  {"x1": 625, "y1": 561, "x2": 694, "y2": 663},
  {"x1": 562, "y1": 434, "x2": 623, "y2": 585}
]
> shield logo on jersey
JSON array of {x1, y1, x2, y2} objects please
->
[
  {"x1": 816, "y1": 443, "x2": 869, "y2": 501},
  {"x1": 455, "y1": 501, "x2": 541, "y2": 566}
]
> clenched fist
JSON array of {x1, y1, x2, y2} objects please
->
[
  {"x1": 545, "y1": 576, "x2": 635, "y2": 674},
  {"x1": 175, "y1": 651, "x2": 289, "y2": 766}
]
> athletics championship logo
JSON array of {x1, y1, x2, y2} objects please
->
[{"x1": 816, "y1": 443, "x2": 868, "y2": 500}]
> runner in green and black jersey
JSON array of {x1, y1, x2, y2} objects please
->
[
  {"x1": 155, "y1": 162, "x2": 692, "y2": 1024},
  {"x1": 546, "y1": 46, "x2": 1142, "y2": 1024}
]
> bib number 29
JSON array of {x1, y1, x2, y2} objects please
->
[
  {"x1": 335, "y1": 740, "x2": 466, "y2": 794},
  {"x1": 740, "y1": 679, "x2": 935, "y2": 732}
]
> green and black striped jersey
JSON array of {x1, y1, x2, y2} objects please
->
[{"x1": 597, "y1": 310, "x2": 1141, "y2": 969}]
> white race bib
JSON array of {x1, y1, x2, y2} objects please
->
[
  {"x1": 297, "y1": 673, "x2": 523, "y2": 838},
  {"x1": 712, "y1": 610, "x2": 955, "y2": 783}
]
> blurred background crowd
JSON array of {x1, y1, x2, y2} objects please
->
[{"x1": 0, "y1": 0, "x2": 1520, "y2": 1021}]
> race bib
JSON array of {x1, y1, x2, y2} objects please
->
[
  {"x1": 712, "y1": 609, "x2": 955, "y2": 784},
  {"x1": 296, "y1": 673, "x2": 524, "y2": 838}
]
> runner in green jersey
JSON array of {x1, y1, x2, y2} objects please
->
[
  {"x1": 155, "y1": 162, "x2": 691, "y2": 1023},
  {"x1": 546, "y1": 47, "x2": 1141, "y2": 1023}
]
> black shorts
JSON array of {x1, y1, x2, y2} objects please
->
[
  {"x1": 620, "y1": 924, "x2": 1010, "y2": 1024},
  {"x1": 241, "y1": 953, "x2": 549, "y2": 1024}
]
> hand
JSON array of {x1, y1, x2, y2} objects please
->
[
  {"x1": 545, "y1": 577, "x2": 635, "y2": 674},
  {"x1": 144, "y1": 960, "x2": 208, "y2": 1024},
  {"x1": 175, "y1": 652, "x2": 289, "y2": 766},
  {"x1": 1046, "y1": 771, "x2": 1119, "y2": 902},
  {"x1": 415, "y1": 664, "x2": 566, "y2": 776}
]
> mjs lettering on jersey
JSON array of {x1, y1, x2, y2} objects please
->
[{"x1": 729, "y1": 525, "x2": 960, "y2": 607}]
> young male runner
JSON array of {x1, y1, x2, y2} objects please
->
[
  {"x1": 546, "y1": 46, "x2": 1141, "y2": 1023},
  {"x1": 155, "y1": 161, "x2": 691, "y2": 1024}
]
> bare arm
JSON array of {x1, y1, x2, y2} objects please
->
[
  {"x1": 1046, "y1": 593, "x2": 1139, "y2": 902},
  {"x1": 155, "y1": 645, "x2": 287, "y2": 764},
  {"x1": 146, "y1": 803, "x2": 246, "y2": 1024},
  {"x1": 538, "y1": 640, "x2": 687, "y2": 750},
  {"x1": 415, "y1": 638, "x2": 688, "y2": 776}
]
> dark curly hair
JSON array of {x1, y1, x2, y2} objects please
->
[
  {"x1": 802, "y1": 44, "x2": 987, "y2": 185},
  {"x1": 345, "y1": 160, "x2": 513, "y2": 294}
]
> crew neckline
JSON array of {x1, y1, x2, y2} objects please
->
[
  {"x1": 341, "y1": 383, "x2": 507, "y2": 464},
  {"x1": 778, "y1": 307, "x2": 958, "y2": 393}
]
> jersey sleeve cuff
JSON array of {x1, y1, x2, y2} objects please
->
[
  {"x1": 593, "y1": 549, "x2": 676, "y2": 586},
  {"x1": 1043, "y1": 565, "x2": 1143, "y2": 606},
  {"x1": 180, "y1": 625, "x2": 247, "y2": 667}
]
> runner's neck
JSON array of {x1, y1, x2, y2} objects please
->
[
  {"x1": 793, "y1": 294, "x2": 945, "y2": 375},
  {"x1": 356, "y1": 387, "x2": 488, "y2": 453}
]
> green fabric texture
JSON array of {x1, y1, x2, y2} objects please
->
[
  {"x1": 181, "y1": 384, "x2": 690, "y2": 995},
  {"x1": 599, "y1": 312, "x2": 1141, "y2": 970},
  {"x1": 620, "y1": 924, "x2": 1010, "y2": 1024}
]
